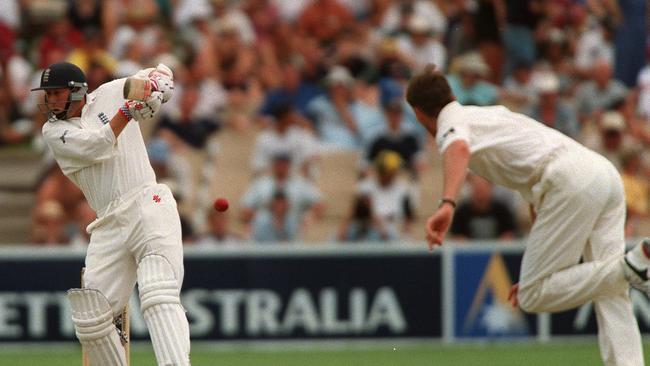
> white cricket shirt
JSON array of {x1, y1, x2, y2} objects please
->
[
  {"x1": 42, "y1": 78, "x2": 156, "y2": 215},
  {"x1": 436, "y1": 101, "x2": 588, "y2": 202}
]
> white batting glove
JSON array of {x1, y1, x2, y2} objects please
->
[
  {"x1": 121, "y1": 92, "x2": 163, "y2": 121},
  {"x1": 148, "y1": 63, "x2": 174, "y2": 104}
]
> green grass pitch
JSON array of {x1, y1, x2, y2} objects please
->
[{"x1": 2, "y1": 342, "x2": 648, "y2": 366}]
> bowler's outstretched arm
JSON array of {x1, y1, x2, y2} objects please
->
[{"x1": 425, "y1": 140, "x2": 470, "y2": 248}]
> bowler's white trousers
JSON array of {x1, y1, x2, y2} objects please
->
[
  {"x1": 83, "y1": 183, "x2": 184, "y2": 315},
  {"x1": 517, "y1": 148, "x2": 643, "y2": 366}
]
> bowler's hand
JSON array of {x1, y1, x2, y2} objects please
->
[
  {"x1": 425, "y1": 204, "x2": 454, "y2": 250},
  {"x1": 508, "y1": 283, "x2": 519, "y2": 308}
]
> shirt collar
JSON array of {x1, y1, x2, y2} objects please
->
[
  {"x1": 438, "y1": 100, "x2": 460, "y2": 121},
  {"x1": 81, "y1": 93, "x2": 96, "y2": 116}
]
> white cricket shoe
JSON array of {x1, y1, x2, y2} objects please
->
[{"x1": 623, "y1": 239, "x2": 650, "y2": 293}]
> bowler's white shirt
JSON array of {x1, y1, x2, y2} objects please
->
[
  {"x1": 436, "y1": 101, "x2": 587, "y2": 202},
  {"x1": 42, "y1": 78, "x2": 156, "y2": 215}
]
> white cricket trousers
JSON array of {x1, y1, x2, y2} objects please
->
[
  {"x1": 517, "y1": 149, "x2": 643, "y2": 366},
  {"x1": 83, "y1": 183, "x2": 184, "y2": 315}
]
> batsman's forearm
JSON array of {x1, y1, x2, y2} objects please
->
[
  {"x1": 441, "y1": 140, "x2": 470, "y2": 200},
  {"x1": 110, "y1": 111, "x2": 130, "y2": 139}
]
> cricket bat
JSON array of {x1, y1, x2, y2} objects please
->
[{"x1": 123, "y1": 77, "x2": 152, "y2": 101}]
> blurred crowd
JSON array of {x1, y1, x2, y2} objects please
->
[{"x1": 3, "y1": 0, "x2": 647, "y2": 246}]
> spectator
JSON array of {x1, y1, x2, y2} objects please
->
[
  {"x1": 242, "y1": 0, "x2": 280, "y2": 43},
  {"x1": 211, "y1": 0, "x2": 257, "y2": 46},
  {"x1": 0, "y1": 0, "x2": 20, "y2": 32},
  {"x1": 350, "y1": 79, "x2": 387, "y2": 150},
  {"x1": 376, "y1": 40, "x2": 412, "y2": 106},
  {"x1": 251, "y1": 104, "x2": 319, "y2": 177},
  {"x1": 110, "y1": 4, "x2": 159, "y2": 52},
  {"x1": 147, "y1": 138, "x2": 193, "y2": 205},
  {"x1": 446, "y1": 9, "x2": 478, "y2": 63},
  {"x1": 67, "y1": 28, "x2": 117, "y2": 85},
  {"x1": 502, "y1": 61, "x2": 538, "y2": 110},
  {"x1": 156, "y1": 84, "x2": 221, "y2": 150},
  {"x1": 67, "y1": 0, "x2": 106, "y2": 36},
  {"x1": 365, "y1": 100, "x2": 424, "y2": 180},
  {"x1": 338, "y1": 0, "x2": 371, "y2": 19},
  {"x1": 613, "y1": 0, "x2": 646, "y2": 87},
  {"x1": 537, "y1": 28, "x2": 574, "y2": 96},
  {"x1": 249, "y1": 189, "x2": 296, "y2": 242},
  {"x1": 32, "y1": 200, "x2": 69, "y2": 245},
  {"x1": 380, "y1": 0, "x2": 446, "y2": 37},
  {"x1": 214, "y1": 19, "x2": 264, "y2": 131},
  {"x1": 180, "y1": 53, "x2": 228, "y2": 121},
  {"x1": 37, "y1": 17, "x2": 83, "y2": 69},
  {"x1": 259, "y1": 61, "x2": 324, "y2": 118},
  {"x1": 110, "y1": 6, "x2": 162, "y2": 77},
  {"x1": 35, "y1": 167, "x2": 85, "y2": 224},
  {"x1": 396, "y1": 14, "x2": 447, "y2": 72},
  {"x1": 450, "y1": 175, "x2": 518, "y2": 241},
  {"x1": 174, "y1": 0, "x2": 213, "y2": 29},
  {"x1": 196, "y1": 210, "x2": 243, "y2": 246},
  {"x1": 306, "y1": 66, "x2": 366, "y2": 150},
  {"x1": 574, "y1": 59, "x2": 628, "y2": 125},
  {"x1": 297, "y1": 0, "x2": 354, "y2": 46},
  {"x1": 114, "y1": 36, "x2": 147, "y2": 78},
  {"x1": 240, "y1": 154, "x2": 324, "y2": 242},
  {"x1": 472, "y1": 0, "x2": 505, "y2": 84},
  {"x1": 502, "y1": 0, "x2": 542, "y2": 76},
  {"x1": 337, "y1": 193, "x2": 389, "y2": 242},
  {"x1": 447, "y1": 52, "x2": 499, "y2": 106},
  {"x1": 620, "y1": 149, "x2": 649, "y2": 238},
  {"x1": 69, "y1": 200, "x2": 96, "y2": 248},
  {"x1": 357, "y1": 151, "x2": 416, "y2": 239},
  {"x1": 272, "y1": 0, "x2": 312, "y2": 24},
  {"x1": 585, "y1": 111, "x2": 637, "y2": 170},
  {"x1": 524, "y1": 71, "x2": 580, "y2": 140},
  {"x1": 634, "y1": 48, "x2": 650, "y2": 120},
  {"x1": 0, "y1": 61, "x2": 32, "y2": 147},
  {"x1": 574, "y1": 18, "x2": 615, "y2": 77}
]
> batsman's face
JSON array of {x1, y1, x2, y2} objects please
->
[{"x1": 45, "y1": 88, "x2": 72, "y2": 114}]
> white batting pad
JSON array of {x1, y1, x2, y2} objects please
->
[
  {"x1": 68, "y1": 288, "x2": 127, "y2": 366},
  {"x1": 137, "y1": 255, "x2": 190, "y2": 365}
]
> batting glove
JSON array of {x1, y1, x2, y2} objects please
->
[
  {"x1": 148, "y1": 63, "x2": 174, "y2": 104},
  {"x1": 122, "y1": 92, "x2": 163, "y2": 121}
]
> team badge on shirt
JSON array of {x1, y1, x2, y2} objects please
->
[
  {"x1": 60, "y1": 130, "x2": 69, "y2": 144},
  {"x1": 442, "y1": 127, "x2": 455, "y2": 139},
  {"x1": 98, "y1": 112, "x2": 109, "y2": 125}
]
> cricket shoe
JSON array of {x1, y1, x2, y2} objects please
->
[{"x1": 622, "y1": 238, "x2": 650, "y2": 293}]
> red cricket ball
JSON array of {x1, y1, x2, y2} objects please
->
[{"x1": 213, "y1": 198, "x2": 229, "y2": 212}]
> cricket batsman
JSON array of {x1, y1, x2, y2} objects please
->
[
  {"x1": 407, "y1": 65, "x2": 648, "y2": 366},
  {"x1": 32, "y1": 62, "x2": 190, "y2": 365}
]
